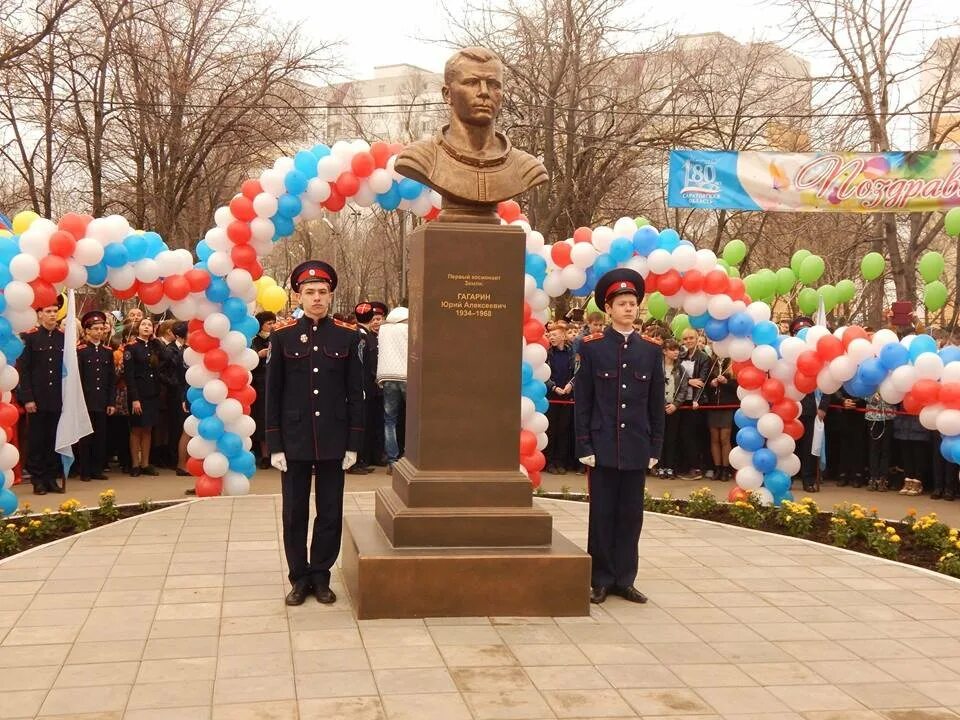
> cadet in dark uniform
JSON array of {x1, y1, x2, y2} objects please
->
[
  {"x1": 352, "y1": 301, "x2": 387, "y2": 474},
  {"x1": 160, "y1": 321, "x2": 189, "y2": 475},
  {"x1": 251, "y1": 311, "x2": 275, "y2": 469},
  {"x1": 76, "y1": 311, "x2": 116, "y2": 481},
  {"x1": 789, "y1": 317, "x2": 830, "y2": 493},
  {"x1": 575, "y1": 269, "x2": 665, "y2": 604},
  {"x1": 17, "y1": 297, "x2": 66, "y2": 494},
  {"x1": 266, "y1": 260, "x2": 364, "y2": 606},
  {"x1": 124, "y1": 317, "x2": 163, "y2": 476}
]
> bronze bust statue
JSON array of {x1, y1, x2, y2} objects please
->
[{"x1": 395, "y1": 47, "x2": 548, "y2": 223}]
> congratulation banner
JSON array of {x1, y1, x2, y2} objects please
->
[{"x1": 668, "y1": 150, "x2": 960, "y2": 212}]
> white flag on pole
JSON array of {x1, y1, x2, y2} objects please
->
[{"x1": 55, "y1": 290, "x2": 93, "y2": 477}]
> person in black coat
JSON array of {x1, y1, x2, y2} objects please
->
[
  {"x1": 159, "y1": 321, "x2": 189, "y2": 474},
  {"x1": 124, "y1": 317, "x2": 163, "y2": 477},
  {"x1": 17, "y1": 297, "x2": 66, "y2": 494},
  {"x1": 676, "y1": 328, "x2": 712, "y2": 477},
  {"x1": 545, "y1": 321, "x2": 576, "y2": 473},
  {"x1": 75, "y1": 311, "x2": 116, "y2": 481},
  {"x1": 251, "y1": 311, "x2": 275, "y2": 469},
  {"x1": 266, "y1": 260, "x2": 364, "y2": 606},
  {"x1": 575, "y1": 268, "x2": 665, "y2": 605},
  {"x1": 352, "y1": 301, "x2": 387, "y2": 474},
  {"x1": 790, "y1": 317, "x2": 830, "y2": 492}
]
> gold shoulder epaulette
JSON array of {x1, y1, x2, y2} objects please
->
[
  {"x1": 583, "y1": 332, "x2": 604, "y2": 343},
  {"x1": 273, "y1": 317, "x2": 297, "y2": 331},
  {"x1": 333, "y1": 318, "x2": 357, "y2": 331}
]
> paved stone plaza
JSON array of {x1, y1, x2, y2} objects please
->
[{"x1": 2, "y1": 494, "x2": 960, "y2": 719}]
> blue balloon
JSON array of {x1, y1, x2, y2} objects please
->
[
  {"x1": 734, "y1": 410, "x2": 757, "y2": 429},
  {"x1": 796, "y1": 327, "x2": 809, "y2": 341},
  {"x1": 376, "y1": 186, "x2": 401, "y2": 211},
  {"x1": 689, "y1": 312, "x2": 710, "y2": 330},
  {"x1": 229, "y1": 451, "x2": 256, "y2": 476},
  {"x1": 238, "y1": 316, "x2": 260, "y2": 341},
  {"x1": 218, "y1": 432, "x2": 243, "y2": 458},
  {"x1": 940, "y1": 346, "x2": 960, "y2": 365},
  {"x1": 124, "y1": 234, "x2": 148, "y2": 262},
  {"x1": 523, "y1": 380, "x2": 545, "y2": 400},
  {"x1": 190, "y1": 398, "x2": 216, "y2": 418},
  {"x1": 0, "y1": 265, "x2": 10, "y2": 286},
  {"x1": 86, "y1": 262, "x2": 108, "y2": 285},
  {"x1": 1, "y1": 337, "x2": 24, "y2": 363},
  {"x1": 736, "y1": 426, "x2": 765, "y2": 451},
  {"x1": 205, "y1": 276, "x2": 230, "y2": 303},
  {"x1": 781, "y1": 490, "x2": 795, "y2": 503},
  {"x1": 843, "y1": 377, "x2": 875, "y2": 399},
  {"x1": 525, "y1": 254, "x2": 547, "y2": 280},
  {"x1": 521, "y1": 362, "x2": 533, "y2": 384},
  {"x1": 752, "y1": 448, "x2": 778, "y2": 473},
  {"x1": 658, "y1": 228, "x2": 680, "y2": 251},
  {"x1": 186, "y1": 387, "x2": 203, "y2": 404},
  {"x1": 0, "y1": 236, "x2": 19, "y2": 263},
  {"x1": 284, "y1": 170, "x2": 308, "y2": 195},
  {"x1": 633, "y1": 226, "x2": 659, "y2": 255},
  {"x1": 196, "y1": 240, "x2": 213, "y2": 262},
  {"x1": 534, "y1": 395, "x2": 549, "y2": 414},
  {"x1": 764, "y1": 469, "x2": 791, "y2": 495},
  {"x1": 0, "y1": 489, "x2": 18, "y2": 517},
  {"x1": 941, "y1": 435, "x2": 960, "y2": 464},
  {"x1": 294, "y1": 150, "x2": 319, "y2": 178},
  {"x1": 727, "y1": 312, "x2": 754, "y2": 338},
  {"x1": 751, "y1": 320, "x2": 779, "y2": 346},
  {"x1": 397, "y1": 178, "x2": 422, "y2": 200},
  {"x1": 277, "y1": 194, "x2": 302, "y2": 218},
  {"x1": 103, "y1": 243, "x2": 129, "y2": 268},
  {"x1": 705, "y1": 318, "x2": 729, "y2": 341},
  {"x1": 222, "y1": 297, "x2": 247, "y2": 323},
  {"x1": 272, "y1": 215, "x2": 294, "y2": 239},
  {"x1": 312, "y1": 144, "x2": 331, "y2": 159},
  {"x1": 198, "y1": 416, "x2": 225, "y2": 441},
  {"x1": 859, "y1": 357, "x2": 887, "y2": 385},
  {"x1": 142, "y1": 231, "x2": 165, "y2": 256},
  {"x1": 909, "y1": 334, "x2": 937, "y2": 361},
  {"x1": 879, "y1": 342, "x2": 908, "y2": 370},
  {"x1": 609, "y1": 237, "x2": 633, "y2": 263},
  {"x1": 0, "y1": 317, "x2": 10, "y2": 339},
  {"x1": 593, "y1": 253, "x2": 616, "y2": 277}
]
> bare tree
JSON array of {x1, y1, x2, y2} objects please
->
[{"x1": 0, "y1": 0, "x2": 77, "y2": 72}]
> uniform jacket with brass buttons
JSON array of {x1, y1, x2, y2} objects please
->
[
  {"x1": 124, "y1": 338, "x2": 163, "y2": 402},
  {"x1": 16, "y1": 326, "x2": 64, "y2": 411},
  {"x1": 77, "y1": 342, "x2": 117, "y2": 412},
  {"x1": 265, "y1": 315, "x2": 364, "y2": 461},
  {"x1": 574, "y1": 327, "x2": 665, "y2": 470}
]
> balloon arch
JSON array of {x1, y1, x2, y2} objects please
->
[{"x1": 0, "y1": 138, "x2": 958, "y2": 516}]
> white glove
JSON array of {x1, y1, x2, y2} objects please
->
[
  {"x1": 648, "y1": 458, "x2": 658, "y2": 470},
  {"x1": 579, "y1": 455, "x2": 596, "y2": 468},
  {"x1": 342, "y1": 451, "x2": 357, "y2": 470},
  {"x1": 270, "y1": 452, "x2": 287, "y2": 473}
]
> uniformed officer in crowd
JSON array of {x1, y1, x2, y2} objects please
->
[
  {"x1": 251, "y1": 311, "x2": 276, "y2": 469},
  {"x1": 575, "y1": 268, "x2": 665, "y2": 604},
  {"x1": 266, "y1": 260, "x2": 364, "y2": 606},
  {"x1": 17, "y1": 297, "x2": 66, "y2": 495},
  {"x1": 789, "y1": 316, "x2": 830, "y2": 492},
  {"x1": 76, "y1": 310, "x2": 117, "y2": 481},
  {"x1": 352, "y1": 301, "x2": 387, "y2": 474}
]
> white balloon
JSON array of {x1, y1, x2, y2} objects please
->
[
  {"x1": 526, "y1": 231, "x2": 545, "y2": 254},
  {"x1": 274, "y1": 156, "x2": 295, "y2": 173},
  {"x1": 187, "y1": 436, "x2": 216, "y2": 459},
  {"x1": 914, "y1": 352, "x2": 944, "y2": 380},
  {"x1": 729, "y1": 446, "x2": 752, "y2": 470},
  {"x1": 672, "y1": 245, "x2": 697, "y2": 273},
  {"x1": 879, "y1": 377, "x2": 905, "y2": 404},
  {"x1": 521, "y1": 397, "x2": 535, "y2": 425},
  {"x1": 528, "y1": 289, "x2": 549, "y2": 312},
  {"x1": 803, "y1": 326, "x2": 829, "y2": 346},
  {"x1": 754, "y1": 487, "x2": 775, "y2": 506},
  {"x1": 533, "y1": 364, "x2": 551, "y2": 382},
  {"x1": 214, "y1": 206, "x2": 234, "y2": 228},
  {"x1": 183, "y1": 415, "x2": 200, "y2": 438},
  {"x1": 203, "y1": 452, "x2": 229, "y2": 477},
  {"x1": 228, "y1": 415, "x2": 256, "y2": 438},
  {"x1": 185, "y1": 364, "x2": 214, "y2": 388},
  {"x1": 707, "y1": 294, "x2": 734, "y2": 320},
  {"x1": 623, "y1": 256, "x2": 648, "y2": 276},
  {"x1": 204, "y1": 313, "x2": 231, "y2": 339},
  {"x1": 171, "y1": 297, "x2": 199, "y2": 320},
  {"x1": 741, "y1": 393, "x2": 770, "y2": 419},
  {"x1": 871, "y1": 328, "x2": 899, "y2": 350},
  {"x1": 560, "y1": 265, "x2": 586, "y2": 290},
  {"x1": 536, "y1": 432, "x2": 548, "y2": 452},
  {"x1": 208, "y1": 251, "x2": 234, "y2": 277},
  {"x1": 242, "y1": 436, "x2": 253, "y2": 452},
  {"x1": 353, "y1": 183, "x2": 376, "y2": 207},
  {"x1": 221, "y1": 331, "x2": 249, "y2": 356},
  {"x1": 527, "y1": 412, "x2": 549, "y2": 435},
  {"x1": 226, "y1": 269, "x2": 254, "y2": 297},
  {"x1": 205, "y1": 227, "x2": 231, "y2": 252},
  {"x1": 237, "y1": 348, "x2": 260, "y2": 371},
  {"x1": 64, "y1": 261, "x2": 87, "y2": 289},
  {"x1": 816, "y1": 368, "x2": 842, "y2": 395},
  {"x1": 665, "y1": 289, "x2": 687, "y2": 309},
  {"x1": 694, "y1": 249, "x2": 718, "y2": 274},
  {"x1": 203, "y1": 379, "x2": 228, "y2": 404},
  {"x1": 613, "y1": 217, "x2": 636, "y2": 238},
  {"x1": 779, "y1": 337, "x2": 806, "y2": 363},
  {"x1": 107, "y1": 266, "x2": 136, "y2": 291},
  {"x1": 770, "y1": 359, "x2": 795, "y2": 384},
  {"x1": 9, "y1": 254, "x2": 40, "y2": 282},
  {"x1": 682, "y1": 292, "x2": 708, "y2": 317},
  {"x1": 751, "y1": 345, "x2": 779, "y2": 372},
  {"x1": 0, "y1": 444, "x2": 18, "y2": 471},
  {"x1": 316, "y1": 156, "x2": 343, "y2": 182},
  {"x1": 736, "y1": 466, "x2": 764, "y2": 490},
  {"x1": 172, "y1": 249, "x2": 194, "y2": 274},
  {"x1": 215, "y1": 398, "x2": 244, "y2": 423},
  {"x1": 8, "y1": 308, "x2": 38, "y2": 332},
  {"x1": 134, "y1": 259, "x2": 161, "y2": 283},
  {"x1": 900, "y1": 334, "x2": 916, "y2": 349},
  {"x1": 74, "y1": 238, "x2": 105, "y2": 265},
  {"x1": 936, "y1": 408, "x2": 960, "y2": 435},
  {"x1": 921, "y1": 404, "x2": 945, "y2": 431},
  {"x1": 943, "y1": 361, "x2": 960, "y2": 383},
  {"x1": 222, "y1": 472, "x2": 250, "y2": 496},
  {"x1": 591, "y1": 226, "x2": 614, "y2": 253},
  {"x1": 757, "y1": 413, "x2": 785, "y2": 439},
  {"x1": 829, "y1": 355, "x2": 857, "y2": 383},
  {"x1": 728, "y1": 338, "x2": 754, "y2": 362},
  {"x1": 523, "y1": 343, "x2": 547, "y2": 367},
  {"x1": 890, "y1": 365, "x2": 917, "y2": 393},
  {"x1": 647, "y1": 249, "x2": 673, "y2": 274},
  {"x1": 18, "y1": 230, "x2": 50, "y2": 259},
  {"x1": 711, "y1": 337, "x2": 731, "y2": 359},
  {"x1": 570, "y1": 243, "x2": 597, "y2": 269},
  {"x1": 847, "y1": 338, "x2": 875, "y2": 363},
  {"x1": 746, "y1": 301, "x2": 772, "y2": 323},
  {"x1": 766, "y1": 433, "x2": 796, "y2": 458},
  {"x1": 253, "y1": 192, "x2": 279, "y2": 218},
  {"x1": 779, "y1": 454, "x2": 802, "y2": 477},
  {"x1": 155, "y1": 251, "x2": 179, "y2": 278},
  {"x1": 0, "y1": 366, "x2": 17, "y2": 392},
  {"x1": 543, "y1": 271, "x2": 567, "y2": 298}
]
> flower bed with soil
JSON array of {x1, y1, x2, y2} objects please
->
[{"x1": 0, "y1": 489, "x2": 184, "y2": 560}]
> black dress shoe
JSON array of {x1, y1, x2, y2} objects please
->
[
  {"x1": 346, "y1": 465, "x2": 373, "y2": 475},
  {"x1": 617, "y1": 586, "x2": 649, "y2": 604},
  {"x1": 590, "y1": 586, "x2": 608, "y2": 604},
  {"x1": 314, "y1": 586, "x2": 337, "y2": 604},
  {"x1": 91, "y1": 474, "x2": 108, "y2": 480},
  {"x1": 130, "y1": 468, "x2": 142, "y2": 477},
  {"x1": 33, "y1": 487, "x2": 47, "y2": 495},
  {"x1": 80, "y1": 476, "x2": 91, "y2": 482},
  {"x1": 175, "y1": 468, "x2": 191, "y2": 477},
  {"x1": 285, "y1": 581, "x2": 312, "y2": 606},
  {"x1": 140, "y1": 465, "x2": 159, "y2": 476},
  {"x1": 52, "y1": 484, "x2": 66, "y2": 494},
  {"x1": 258, "y1": 457, "x2": 271, "y2": 470}
]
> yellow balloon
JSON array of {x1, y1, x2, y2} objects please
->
[
  {"x1": 260, "y1": 275, "x2": 277, "y2": 288},
  {"x1": 261, "y1": 285, "x2": 287, "y2": 313},
  {"x1": 0, "y1": 230, "x2": 11, "y2": 238},
  {"x1": 12, "y1": 210, "x2": 40, "y2": 234}
]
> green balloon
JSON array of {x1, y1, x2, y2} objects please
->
[
  {"x1": 925, "y1": 280, "x2": 948, "y2": 311},
  {"x1": 671, "y1": 313, "x2": 690, "y2": 339},
  {"x1": 797, "y1": 287, "x2": 819, "y2": 315},
  {"x1": 836, "y1": 278, "x2": 856, "y2": 303},
  {"x1": 818, "y1": 284, "x2": 838, "y2": 311},
  {"x1": 860, "y1": 252, "x2": 885, "y2": 281},
  {"x1": 722, "y1": 239, "x2": 747, "y2": 266},
  {"x1": 919, "y1": 251, "x2": 945, "y2": 283},
  {"x1": 635, "y1": 216, "x2": 649, "y2": 228},
  {"x1": 790, "y1": 249, "x2": 811, "y2": 275},
  {"x1": 775, "y1": 267, "x2": 797, "y2": 296},
  {"x1": 647, "y1": 291, "x2": 668, "y2": 320},
  {"x1": 726, "y1": 265, "x2": 740, "y2": 278},
  {"x1": 798, "y1": 255, "x2": 825, "y2": 285},
  {"x1": 945, "y1": 208, "x2": 960, "y2": 237},
  {"x1": 756, "y1": 268, "x2": 778, "y2": 298},
  {"x1": 585, "y1": 297, "x2": 601, "y2": 316},
  {"x1": 743, "y1": 273, "x2": 761, "y2": 298}
]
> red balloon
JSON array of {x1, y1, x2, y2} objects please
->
[
  {"x1": 523, "y1": 302, "x2": 532, "y2": 323},
  {"x1": 681, "y1": 269, "x2": 704, "y2": 293},
  {"x1": 573, "y1": 226, "x2": 592, "y2": 243},
  {"x1": 185, "y1": 268, "x2": 211, "y2": 293},
  {"x1": 186, "y1": 457, "x2": 205, "y2": 477},
  {"x1": 520, "y1": 430, "x2": 537, "y2": 455},
  {"x1": 784, "y1": 419, "x2": 805, "y2": 440},
  {"x1": 0, "y1": 403, "x2": 18, "y2": 427},
  {"x1": 48, "y1": 230, "x2": 77, "y2": 258},
  {"x1": 727, "y1": 277, "x2": 746, "y2": 301},
  {"x1": 737, "y1": 365, "x2": 765, "y2": 390},
  {"x1": 644, "y1": 273, "x2": 659, "y2": 293},
  {"x1": 248, "y1": 260, "x2": 264, "y2": 281},
  {"x1": 57, "y1": 212, "x2": 91, "y2": 240},
  {"x1": 423, "y1": 206, "x2": 440, "y2": 222},
  {"x1": 324, "y1": 186, "x2": 346, "y2": 212},
  {"x1": 523, "y1": 318, "x2": 544, "y2": 343},
  {"x1": 796, "y1": 350, "x2": 823, "y2": 377},
  {"x1": 388, "y1": 142, "x2": 405, "y2": 156},
  {"x1": 537, "y1": 336, "x2": 550, "y2": 350},
  {"x1": 335, "y1": 172, "x2": 360, "y2": 197},
  {"x1": 704, "y1": 269, "x2": 729, "y2": 294},
  {"x1": 29, "y1": 279, "x2": 58, "y2": 309},
  {"x1": 794, "y1": 371, "x2": 818, "y2": 394},
  {"x1": 529, "y1": 470, "x2": 542, "y2": 489},
  {"x1": 240, "y1": 179, "x2": 263, "y2": 200},
  {"x1": 521, "y1": 450, "x2": 546, "y2": 473},
  {"x1": 902, "y1": 391, "x2": 922, "y2": 415},
  {"x1": 497, "y1": 200, "x2": 522, "y2": 223},
  {"x1": 912, "y1": 378, "x2": 940, "y2": 406},
  {"x1": 111, "y1": 282, "x2": 139, "y2": 300},
  {"x1": 227, "y1": 220, "x2": 251, "y2": 244},
  {"x1": 941, "y1": 382, "x2": 960, "y2": 409},
  {"x1": 550, "y1": 242, "x2": 572, "y2": 268},
  {"x1": 817, "y1": 335, "x2": 843, "y2": 362},
  {"x1": 38, "y1": 255, "x2": 69, "y2": 284},
  {"x1": 728, "y1": 485, "x2": 750, "y2": 502},
  {"x1": 230, "y1": 385, "x2": 256, "y2": 407},
  {"x1": 221, "y1": 364, "x2": 248, "y2": 391},
  {"x1": 658, "y1": 269, "x2": 682, "y2": 296},
  {"x1": 351, "y1": 152, "x2": 376, "y2": 178},
  {"x1": 203, "y1": 348, "x2": 229, "y2": 372},
  {"x1": 138, "y1": 280, "x2": 164, "y2": 305},
  {"x1": 772, "y1": 399, "x2": 799, "y2": 421},
  {"x1": 188, "y1": 330, "x2": 219, "y2": 353},
  {"x1": 760, "y1": 378, "x2": 785, "y2": 403},
  {"x1": 229, "y1": 196, "x2": 256, "y2": 222},
  {"x1": 188, "y1": 319, "x2": 204, "y2": 333},
  {"x1": 163, "y1": 275, "x2": 190, "y2": 301},
  {"x1": 731, "y1": 360, "x2": 753, "y2": 375},
  {"x1": 231, "y1": 244, "x2": 257, "y2": 269},
  {"x1": 370, "y1": 142, "x2": 392, "y2": 168},
  {"x1": 842, "y1": 325, "x2": 869, "y2": 349},
  {"x1": 195, "y1": 474, "x2": 222, "y2": 497}
]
